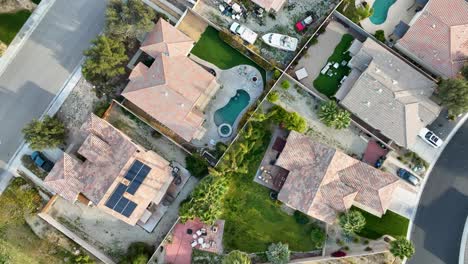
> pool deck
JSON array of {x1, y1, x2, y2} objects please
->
[
  {"x1": 359, "y1": 0, "x2": 418, "y2": 37},
  {"x1": 190, "y1": 55, "x2": 264, "y2": 147}
]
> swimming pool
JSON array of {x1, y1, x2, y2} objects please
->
[
  {"x1": 214, "y1": 89, "x2": 250, "y2": 127},
  {"x1": 369, "y1": 0, "x2": 396, "y2": 25}
]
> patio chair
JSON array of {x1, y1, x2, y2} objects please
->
[
  {"x1": 196, "y1": 230, "x2": 203, "y2": 236},
  {"x1": 201, "y1": 228, "x2": 207, "y2": 236},
  {"x1": 192, "y1": 234, "x2": 198, "y2": 239},
  {"x1": 191, "y1": 240, "x2": 198, "y2": 247}
]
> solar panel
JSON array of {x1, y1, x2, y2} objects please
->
[
  {"x1": 104, "y1": 160, "x2": 152, "y2": 218},
  {"x1": 122, "y1": 201, "x2": 137, "y2": 217},
  {"x1": 126, "y1": 163, "x2": 151, "y2": 195},
  {"x1": 124, "y1": 160, "x2": 144, "y2": 181},
  {"x1": 105, "y1": 183, "x2": 127, "y2": 209}
]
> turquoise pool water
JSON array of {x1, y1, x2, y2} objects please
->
[
  {"x1": 369, "y1": 0, "x2": 396, "y2": 25},
  {"x1": 214, "y1": 89, "x2": 250, "y2": 126}
]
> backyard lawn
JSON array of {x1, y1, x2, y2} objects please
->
[
  {"x1": 353, "y1": 206, "x2": 409, "y2": 239},
  {"x1": 191, "y1": 26, "x2": 266, "y2": 82},
  {"x1": 220, "y1": 122, "x2": 323, "y2": 252},
  {"x1": 0, "y1": 10, "x2": 31, "y2": 45},
  {"x1": 312, "y1": 34, "x2": 354, "y2": 97}
]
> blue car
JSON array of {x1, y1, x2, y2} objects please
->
[
  {"x1": 397, "y1": 168, "x2": 421, "y2": 186},
  {"x1": 31, "y1": 151, "x2": 54, "y2": 172}
]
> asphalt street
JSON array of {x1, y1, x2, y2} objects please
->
[
  {"x1": 409, "y1": 120, "x2": 468, "y2": 264},
  {"x1": 0, "y1": 0, "x2": 107, "y2": 172}
]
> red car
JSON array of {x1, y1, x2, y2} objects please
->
[{"x1": 295, "y1": 16, "x2": 313, "y2": 32}]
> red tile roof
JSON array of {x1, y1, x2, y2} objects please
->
[
  {"x1": 141, "y1": 19, "x2": 194, "y2": 57},
  {"x1": 123, "y1": 19, "x2": 218, "y2": 142},
  {"x1": 398, "y1": 0, "x2": 468, "y2": 78},
  {"x1": 277, "y1": 131, "x2": 400, "y2": 224}
]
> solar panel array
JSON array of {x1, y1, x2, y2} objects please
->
[{"x1": 104, "y1": 160, "x2": 151, "y2": 218}]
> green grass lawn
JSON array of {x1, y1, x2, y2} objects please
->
[
  {"x1": 221, "y1": 122, "x2": 323, "y2": 253},
  {"x1": 312, "y1": 34, "x2": 354, "y2": 97},
  {"x1": 191, "y1": 26, "x2": 266, "y2": 82},
  {"x1": 353, "y1": 206, "x2": 409, "y2": 239},
  {"x1": 0, "y1": 10, "x2": 31, "y2": 45}
]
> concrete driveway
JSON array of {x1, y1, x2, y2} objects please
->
[{"x1": 0, "y1": 0, "x2": 107, "y2": 173}]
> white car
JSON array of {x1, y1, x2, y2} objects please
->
[
  {"x1": 229, "y1": 22, "x2": 258, "y2": 45},
  {"x1": 418, "y1": 128, "x2": 443, "y2": 148}
]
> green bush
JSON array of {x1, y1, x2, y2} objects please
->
[
  {"x1": 293, "y1": 210, "x2": 309, "y2": 225},
  {"x1": 339, "y1": 210, "x2": 366, "y2": 235},
  {"x1": 266, "y1": 243, "x2": 290, "y2": 264},
  {"x1": 281, "y1": 80, "x2": 290, "y2": 90},
  {"x1": 223, "y1": 250, "x2": 251, "y2": 264},
  {"x1": 310, "y1": 226, "x2": 326, "y2": 249},
  {"x1": 390, "y1": 237, "x2": 415, "y2": 260},
  {"x1": 267, "y1": 91, "x2": 280, "y2": 103},
  {"x1": 273, "y1": 69, "x2": 281, "y2": 79},
  {"x1": 22, "y1": 115, "x2": 66, "y2": 150},
  {"x1": 0, "y1": 177, "x2": 41, "y2": 225},
  {"x1": 318, "y1": 101, "x2": 351, "y2": 129},
  {"x1": 120, "y1": 242, "x2": 154, "y2": 264},
  {"x1": 270, "y1": 105, "x2": 307, "y2": 133},
  {"x1": 93, "y1": 101, "x2": 111, "y2": 118},
  {"x1": 186, "y1": 154, "x2": 209, "y2": 178},
  {"x1": 374, "y1": 30, "x2": 385, "y2": 42}
]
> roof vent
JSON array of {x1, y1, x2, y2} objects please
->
[
  {"x1": 431, "y1": 24, "x2": 436, "y2": 29},
  {"x1": 375, "y1": 67, "x2": 381, "y2": 73},
  {"x1": 362, "y1": 101, "x2": 371, "y2": 107},
  {"x1": 163, "y1": 91, "x2": 169, "y2": 97},
  {"x1": 392, "y1": 79, "x2": 398, "y2": 85},
  {"x1": 179, "y1": 103, "x2": 185, "y2": 108}
]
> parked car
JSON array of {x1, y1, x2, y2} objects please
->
[
  {"x1": 374, "y1": 155, "x2": 386, "y2": 168},
  {"x1": 418, "y1": 127, "x2": 443, "y2": 148},
  {"x1": 30, "y1": 151, "x2": 54, "y2": 172},
  {"x1": 295, "y1": 15, "x2": 313, "y2": 32},
  {"x1": 397, "y1": 168, "x2": 421, "y2": 186},
  {"x1": 229, "y1": 22, "x2": 258, "y2": 44},
  {"x1": 331, "y1": 250, "x2": 346, "y2": 257}
]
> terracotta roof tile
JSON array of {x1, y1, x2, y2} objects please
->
[
  {"x1": 277, "y1": 131, "x2": 400, "y2": 224},
  {"x1": 398, "y1": 0, "x2": 468, "y2": 77},
  {"x1": 141, "y1": 19, "x2": 194, "y2": 57}
]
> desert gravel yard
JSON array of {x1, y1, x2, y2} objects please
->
[
  {"x1": 105, "y1": 103, "x2": 188, "y2": 166},
  {"x1": 273, "y1": 78, "x2": 367, "y2": 157}
]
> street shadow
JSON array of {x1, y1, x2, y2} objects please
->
[
  {"x1": 27, "y1": 0, "x2": 107, "y2": 71},
  {"x1": 0, "y1": 81, "x2": 53, "y2": 166},
  {"x1": 412, "y1": 187, "x2": 468, "y2": 264}
]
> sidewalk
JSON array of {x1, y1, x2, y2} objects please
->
[{"x1": 0, "y1": 0, "x2": 56, "y2": 77}]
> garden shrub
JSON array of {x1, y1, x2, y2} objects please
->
[
  {"x1": 267, "y1": 91, "x2": 280, "y2": 103},
  {"x1": 293, "y1": 210, "x2": 309, "y2": 225},
  {"x1": 281, "y1": 80, "x2": 290, "y2": 90},
  {"x1": 120, "y1": 242, "x2": 154, "y2": 264},
  {"x1": 374, "y1": 30, "x2": 385, "y2": 42},
  {"x1": 186, "y1": 154, "x2": 209, "y2": 178},
  {"x1": 310, "y1": 226, "x2": 326, "y2": 249}
]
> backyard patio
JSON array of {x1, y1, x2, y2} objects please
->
[
  {"x1": 312, "y1": 33, "x2": 354, "y2": 97},
  {"x1": 162, "y1": 219, "x2": 225, "y2": 264}
]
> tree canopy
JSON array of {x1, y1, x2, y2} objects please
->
[
  {"x1": 310, "y1": 226, "x2": 326, "y2": 249},
  {"x1": 186, "y1": 154, "x2": 209, "y2": 178},
  {"x1": 318, "y1": 101, "x2": 351, "y2": 129},
  {"x1": 222, "y1": 250, "x2": 251, "y2": 264},
  {"x1": 339, "y1": 210, "x2": 366, "y2": 235},
  {"x1": 120, "y1": 242, "x2": 154, "y2": 264},
  {"x1": 389, "y1": 237, "x2": 415, "y2": 260},
  {"x1": 82, "y1": 35, "x2": 128, "y2": 98},
  {"x1": 105, "y1": 0, "x2": 157, "y2": 41},
  {"x1": 461, "y1": 63, "x2": 468, "y2": 81},
  {"x1": 270, "y1": 105, "x2": 307, "y2": 133},
  {"x1": 438, "y1": 78, "x2": 468, "y2": 116},
  {"x1": 179, "y1": 175, "x2": 228, "y2": 224},
  {"x1": 266, "y1": 243, "x2": 290, "y2": 264},
  {"x1": 22, "y1": 115, "x2": 65, "y2": 150}
]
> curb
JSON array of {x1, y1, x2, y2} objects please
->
[
  {"x1": 459, "y1": 216, "x2": 468, "y2": 264},
  {"x1": 0, "y1": 0, "x2": 57, "y2": 77},
  {"x1": 0, "y1": 60, "x2": 83, "y2": 194},
  {"x1": 406, "y1": 113, "x2": 468, "y2": 246}
]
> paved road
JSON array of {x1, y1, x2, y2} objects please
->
[
  {"x1": 409, "y1": 121, "x2": 468, "y2": 264},
  {"x1": 0, "y1": 0, "x2": 107, "y2": 173}
]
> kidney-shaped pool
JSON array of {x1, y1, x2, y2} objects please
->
[{"x1": 214, "y1": 89, "x2": 250, "y2": 127}]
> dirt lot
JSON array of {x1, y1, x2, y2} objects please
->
[
  {"x1": 273, "y1": 77, "x2": 367, "y2": 157},
  {"x1": 176, "y1": 10, "x2": 208, "y2": 41},
  {"x1": 105, "y1": 103, "x2": 188, "y2": 166},
  {"x1": 193, "y1": 0, "x2": 340, "y2": 67},
  {"x1": 56, "y1": 78, "x2": 106, "y2": 146}
]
